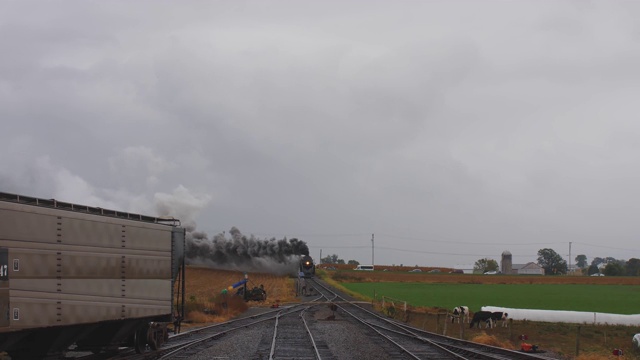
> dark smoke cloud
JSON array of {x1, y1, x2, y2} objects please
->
[{"x1": 185, "y1": 226, "x2": 310, "y2": 275}]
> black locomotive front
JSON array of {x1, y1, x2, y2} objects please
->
[{"x1": 299, "y1": 255, "x2": 315, "y2": 277}]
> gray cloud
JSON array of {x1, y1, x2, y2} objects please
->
[{"x1": 2, "y1": 1, "x2": 640, "y2": 268}]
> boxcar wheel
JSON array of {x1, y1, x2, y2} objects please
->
[
  {"x1": 147, "y1": 323, "x2": 166, "y2": 351},
  {"x1": 148, "y1": 327, "x2": 159, "y2": 351},
  {"x1": 134, "y1": 326, "x2": 148, "y2": 354}
]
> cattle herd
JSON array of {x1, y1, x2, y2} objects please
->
[{"x1": 450, "y1": 306, "x2": 509, "y2": 329}]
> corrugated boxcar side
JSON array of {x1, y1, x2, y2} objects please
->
[{"x1": 0, "y1": 200, "x2": 173, "y2": 332}]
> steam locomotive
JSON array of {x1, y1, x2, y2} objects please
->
[{"x1": 299, "y1": 255, "x2": 315, "y2": 278}]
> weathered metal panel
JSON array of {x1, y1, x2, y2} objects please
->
[
  {"x1": 6, "y1": 296, "x2": 59, "y2": 330},
  {"x1": 59, "y1": 217, "x2": 123, "y2": 248},
  {"x1": 0, "y1": 248, "x2": 8, "y2": 329},
  {"x1": 10, "y1": 279, "x2": 171, "y2": 301},
  {"x1": 124, "y1": 255, "x2": 172, "y2": 279},
  {"x1": 5, "y1": 248, "x2": 58, "y2": 279},
  {"x1": 0, "y1": 206, "x2": 59, "y2": 244},
  {"x1": 122, "y1": 225, "x2": 172, "y2": 252},
  {"x1": 6, "y1": 248, "x2": 171, "y2": 281},
  {"x1": 8, "y1": 289, "x2": 172, "y2": 327},
  {"x1": 0, "y1": 197, "x2": 177, "y2": 334}
]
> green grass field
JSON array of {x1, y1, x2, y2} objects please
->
[{"x1": 341, "y1": 282, "x2": 640, "y2": 314}]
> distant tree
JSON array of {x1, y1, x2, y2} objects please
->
[
  {"x1": 537, "y1": 248, "x2": 567, "y2": 275},
  {"x1": 473, "y1": 258, "x2": 498, "y2": 273},
  {"x1": 321, "y1": 254, "x2": 341, "y2": 264},
  {"x1": 626, "y1": 258, "x2": 640, "y2": 276},
  {"x1": 347, "y1": 260, "x2": 360, "y2": 266},
  {"x1": 575, "y1": 254, "x2": 588, "y2": 269},
  {"x1": 605, "y1": 257, "x2": 618, "y2": 264},
  {"x1": 591, "y1": 257, "x2": 605, "y2": 267},
  {"x1": 587, "y1": 264, "x2": 600, "y2": 275},
  {"x1": 603, "y1": 262, "x2": 624, "y2": 276}
]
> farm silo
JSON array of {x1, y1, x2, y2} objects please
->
[{"x1": 501, "y1": 250, "x2": 512, "y2": 274}]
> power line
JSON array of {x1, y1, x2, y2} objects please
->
[
  {"x1": 308, "y1": 245, "x2": 537, "y2": 258},
  {"x1": 571, "y1": 242, "x2": 638, "y2": 253},
  {"x1": 378, "y1": 233, "x2": 560, "y2": 246},
  {"x1": 206, "y1": 230, "x2": 638, "y2": 255}
]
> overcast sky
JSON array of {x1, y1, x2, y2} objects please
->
[{"x1": 2, "y1": 1, "x2": 640, "y2": 268}]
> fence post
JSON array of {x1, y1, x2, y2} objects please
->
[
  {"x1": 576, "y1": 325, "x2": 581, "y2": 357},
  {"x1": 404, "y1": 301, "x2": 408, "y2": 323},
  {"x1": 442, "y1": 312, "x2": 448, "y2": 336}
]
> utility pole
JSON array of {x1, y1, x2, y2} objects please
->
[
  {"x1": 371, "y1": 234, "x2": 374, "y2": 267},
  {"x1": 319, "y1": 249, "x2": 322, "y2": 264},
  {"x1": 569, "y1": 242, "x2": 572, "y2": 275}
]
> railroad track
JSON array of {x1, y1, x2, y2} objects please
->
[
  {"x1": 252, "y1": 285, "x2": 338, "y2": 359},
  {"x1": 310, "y1": 278, "x2": 556, "y2": 360},
  {"x1": 76, "y1": 304, "x2": 307, "y2": 359},
  {"x1": 101, "y1": 284, "x2": 339, "y2": 359},
  {"x1": 71, "y1": 278, "x2": 556, "y2": 360}
]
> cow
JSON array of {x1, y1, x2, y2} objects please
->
[
  {"x1": 490, "y1": 312, "x2": 509, "y2": 328},
  {"x1": 450, "y1": 306, "x2": 470, "y2": 323},
  {"x1": 470, "y1": 311, "x2": 494, "y2": 329}
]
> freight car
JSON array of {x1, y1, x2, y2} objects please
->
[
  {"x1": 0, "y1": 192, "x2": 186, "y2": 359},
  {"x1": 299, "y1": 255, "x2": 315, "y2": 278}
]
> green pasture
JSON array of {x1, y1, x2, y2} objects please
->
[{"x1": 341, "y1": 282, "x2": 640, "y2": 314}]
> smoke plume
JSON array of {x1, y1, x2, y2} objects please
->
[
  {"x1": 185, "y1": 227, "x2": 310, "y2": 275},
  {"x1": 0, "y1": 153, "x2": 309, "y2": 275}
]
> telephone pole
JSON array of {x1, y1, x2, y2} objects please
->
[
  {"x1": 569, "y1": 242, "x2": 572, "y2": 275},
  {"x1": 371, "y1": 234, "x2": 374, "y2": 267}
]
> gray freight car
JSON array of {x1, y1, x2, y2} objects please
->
[{"x1": 0, "y1": 192, "x2": 186, "y2": 359}]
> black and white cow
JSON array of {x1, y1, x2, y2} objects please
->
[
  {"x1": 470, "y1": 311, "x2": 494, "y2": 329},
  {"x1": 489, "y1": 312, "x2": 509, "y2": 328},
  {"x1": 450, "y1": 306, "x2": 470, "y2": 323}
]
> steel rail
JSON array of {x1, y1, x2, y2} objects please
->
[
  {"x1": 300, "y1": 308, "x2": 323, "y2": 360},
  {"x1": 158, "y1": 284, "x2": 333, "y2": 359},
  {"x1": 142, "y1": 303, "x2": 309, "y2": 359},
  {"x1": 268, "y1": 310, "x2": 282, "y2": 360},
  {"x1": 312, "y1": 278, "x2": 556, "y2": 360}
]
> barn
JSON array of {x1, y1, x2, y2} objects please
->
[
  {"x1": 453, "y1": 265, "x2": 474, "y2": 274},
  {"x1": 512, "y1": 262, "x2": 545, "y2": 275}
]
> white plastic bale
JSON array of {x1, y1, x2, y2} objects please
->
[{"x1": 481, "y1": 306, "x2": 640, "y2": 326}]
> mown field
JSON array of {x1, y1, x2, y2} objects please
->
[
  {"x1": 341, "y1": 282, "x2": 640, "y2": 314},
  {"x1": 320, "y1": 269, "x2": 640, "y2": 360}
]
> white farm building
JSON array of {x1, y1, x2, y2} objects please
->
[
  {"x1": 501, "y1": 251, "x2": 544, "y2": 275},
  {"x1": 512, "y1": 262, "x2": 545, "y2": 275}
]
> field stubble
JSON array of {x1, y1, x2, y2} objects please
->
[{"x1": 180, "y1": 266, "x2": 299, "y2": 326}]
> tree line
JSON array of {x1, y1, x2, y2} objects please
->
[
  {"x1": 320, "y1": 249, "x2": 640, "y2": 276},
  {"x1": 320, "y1": 254, "x2": 360, "y2": 266},
  {"x1": 474, "y1": 248, "x2": 640, "y2": 276}
]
